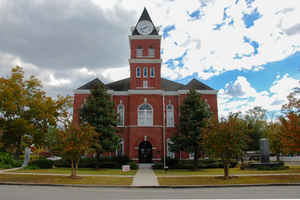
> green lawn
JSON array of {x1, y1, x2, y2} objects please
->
[
  {"x1": 155, "y1": 166, "x2": 300, "y2": 176},
  {"x1": 0, "y1": 174, "x2": 132, "y2": 185},
  {"x1": 14, "y1": 168, "x2": 136, "y2": 176},
  {"x1": 159, "y1": 175, "x2": 300, "y2": 186}
]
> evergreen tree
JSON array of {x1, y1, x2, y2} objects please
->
[
  {"x1": 80, "y1": 82, "x2": 121, "y2": 156},
  {"x1": 171, "y1": 88, "x2": 212, "y2": 169}
]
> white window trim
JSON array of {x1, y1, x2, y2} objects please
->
[
  {"x1": 148, "y1": 48, "x2": 155, "y2": 57},
  {"x1": 143, "y1": 67, "x2": 148, "y2": 78},
  {"x1": 143, "y1": 80, "x2": 148, "y2": 88},
  {"x1": 136, "y1": 48, "x2": 143, "y2": 57},
  {"x1": 189, "y1": 152, "x2": 195, "y2": 160},
  {"x1": 117, "y1": 104, "x2": 125, "y2": 127},
  {"x1": 136, "y1": 66, "x2": 141, "y2": 78},
  {"x1": 150, "y1": 67, "x2": 155, "y2": 78},
  {"x1": 166, "y1": 104, "x2": 174, "y2": 127},
  {"x1": 138, "y1": 103, "x2": 153, "y2": 127}
]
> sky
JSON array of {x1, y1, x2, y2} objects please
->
[{"x1": 0, "y1": 0, "x2": 299, "y2": 119}]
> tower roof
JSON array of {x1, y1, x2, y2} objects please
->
[{"x1": 132, "y1": 8, "x2": 158, "y2": 35}]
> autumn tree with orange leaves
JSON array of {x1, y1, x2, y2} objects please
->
[
  {"x1": 279, "y1": 83, "x2": 300, "y2": 154},
  {"x1": 203, "y1": 113, "x2": 249, "y2": 179},
  {"x1": 56, "y1": 122, "x2": 96, "y2": 178}
]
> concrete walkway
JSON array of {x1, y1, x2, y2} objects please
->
[
  {"x1": 0, "y1": 167, "x2": 23, "y2": 173},
  {"x1": 131, "y1": 164, "x2": 159, "y2": 186}
]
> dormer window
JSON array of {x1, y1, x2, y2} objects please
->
[
  {"x1": 150, "y1": 67, "x2": 155, "y2": 78},
  {"x1": 143, "y1": 67, "x2": 148, "y2": 77},
  {"x1": 148, "y1": 46, "x2": 155, "y2": 57},
  {"x1": 136, "y1": 46, "x2": 143, "y2": 57},
  {"x1": 136, "y1": 66, "x2": 141, "y2": 78}
]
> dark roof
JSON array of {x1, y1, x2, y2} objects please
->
[
  {"x1": 77, "y1": 77, "x2": 214, "y2": 91},
  {"x1": 132, "y1": 8, "x2": 158, "y2": 35},
  {"x1": 105, "y1": 78, "x2": 130, "y2": 91},
  {"x1": 77, "y1": 78, "x2": 104, "y2": 90},
  {"x1": 185, "y1": 78, "x2": 213, "y2": 90}
]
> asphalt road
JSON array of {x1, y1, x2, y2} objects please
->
[{"x1": 0, "y1": 185, "x2": 299, "y2": 199}]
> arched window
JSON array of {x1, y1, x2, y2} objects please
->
[
  {"x1": 136, "y1": 66, "x2": 141, "y2": 78},
  {"x1": 150, "y1": 67, "x2": 155, "y2": 78},
  {"x1": 136, "y1": 45, "x2": 143, "y2": 57},
  {"x1": 148, "y1": 46, "x2": 155, "y2": 57},
  {"x1": 167, "y1": 138, "x2": 175, "y2": 159},
  {"x1": 138, "y1": 103, "x2": 153, "y2": 126},
  {"x1": 166, "y1": 104, "x2": 174, "y2": 127},
  {"x1": 143, "y1": 67, "x2": 148, "y2": 77},
  {"x1": 116, "y1": 139, "x2": 124, "y2": 156},
  {"x1": 117, "y1": 104, "x2": 125, "y2": 126}
]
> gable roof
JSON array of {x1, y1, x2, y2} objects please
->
[
  {"x1": 77, "y1": 77, "x2": 214, "y2": 91},
  {"x1": 132, "y1": 8, "x2": 158, "y2": 35},
  {"x1": 77, "y1": 78, "x2": 104, "y2": 90}
]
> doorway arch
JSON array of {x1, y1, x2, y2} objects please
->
[{"x1": 139, "y1": 141, "x2": 152, "y2": 163}]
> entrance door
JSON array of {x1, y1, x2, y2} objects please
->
[{"x1": 139, "y1": 141, "x2": 152, "y2": 163}]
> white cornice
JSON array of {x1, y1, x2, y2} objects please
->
[
  {"x1": 74, "y1": 89, "x2": 218, "y2": 95},
  {"x1": 129, "y1": 59, "x2": 162, "y2": 64},
  {"x1": 129, "y1": 35, "x2": 161, "y2": 40}
]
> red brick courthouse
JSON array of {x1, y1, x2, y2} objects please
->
[{"x1": 73, "y1": 8, "x2": 218, "y2": 163}]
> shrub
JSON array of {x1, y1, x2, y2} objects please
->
[
  {"x1": 0, "y1": 152, "x2": 21, "y2": 168},
  {"x1": 152, "y1": 162, "x2": 164, "y2": 169},
  {"x1": 24, "y1": 165, "x2": 40, "y2": 170},
  {"x1": 54, "y1": 159, "x2": 70, "y2": 168},
  {"x1": 30, "y1": 159, "x2": 54, "y2": 169},
  {"x1": 78, "y1": 157, "x2": 96, "y2": 168},
  {"x1": 128, "y1": 161, "x2": 138, "y2": 170}
]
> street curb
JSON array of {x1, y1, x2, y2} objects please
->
[{"x1": 0, "y1": 182, "x2": 300, "y2": 189}]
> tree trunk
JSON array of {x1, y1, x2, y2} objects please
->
[
  {"x1": 276, "y1": 153, "x2": 280, "y2": 162},
  {"x1": 71, "y1": 160, "x2": 75, "y2": 178},
  {"x1": 15, "y1": 136, "x2": 22, "y2": 160},
  {"x1": 193, "y1": 150, "x2": 198, "y2": 170},
  {"x1": 224, "y1": 161, "x2": 229, "y2": 179}
]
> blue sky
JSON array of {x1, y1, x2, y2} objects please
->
[{"x1": 0, "y1": 0, "x2": 299, "y2": 118}]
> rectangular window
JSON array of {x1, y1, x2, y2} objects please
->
[
  {"x1": 150, "y1": 67, "x2": 155, "y2": 78},
  {"x1": 143, "y1": 80, "x2": 148, "y2": 88},
  {"x1": 143, "y1": 67, "x2": 148, "y2": 77},
  {"x1": 189, "y1": 152, "x2": 194, "y2": 160},
  {"x1": 148, "y1": 48, "x2": 155, "y2": 57},
  {"x1": 136, "y1": 48, "x2": 143, "y2": 57},
  {"x1": 136, "y1": 67, "x2": 141, "y2": 78}
]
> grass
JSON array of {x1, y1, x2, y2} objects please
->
[
  {"x1": 0, "y1": 174, "x2": 132, "y2": 185},
  {"x1": 158, "y1": 175, "x2": 300, "y2": 186},
  {"x1": 14, "y1": 168, "x2": 136, "y2": 176},
  {"x1": 155, "y1": 166, "x2": 300, "y2": 176}
]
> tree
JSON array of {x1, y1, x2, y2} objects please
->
[
  {"x1": 281, "y1": 83, "x2": 300, "y2": 115},
  {"x1": 203, "y1": 113, "x2": 249, "y2": 179},
  {"x1": 0, "y1": 66, "x2": 72, "y2": 158},
  {"x1": 280, "y1": 83, "x2": 300, "y2": 153},
  {"x1": 265, "y1": 122, "x2": 284, "y2": 161},
  {"x1": 79, "y1": 82, "x2": 121, "y2": 157},
  {"x1": 244, "y1": 106, "x2": 267, "y2": 151},
  {"x1": 280, "y1": 113, "x2": 300, "y2": 153},
  {"x1": 56, "y1": 122, "x2": 96, "y2": 178},
  {"x1": 171, "y1": 88, "x2": 212, "y2": 169}
]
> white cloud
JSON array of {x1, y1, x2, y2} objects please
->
[{"x1": 218, "y1": 74, "x2": 299, "y2": 118}]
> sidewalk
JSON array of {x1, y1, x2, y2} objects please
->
[{"x1": 131, "y1": 164, "x2": 159, "y2": 186}]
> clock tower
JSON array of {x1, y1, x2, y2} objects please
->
[{"x1": 129, "y1": 8, "x2": 161, "y2": 90}]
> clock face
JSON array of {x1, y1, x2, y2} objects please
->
[{"x1": 136, "y1": 20, "x2": 154, "y2": 35}]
